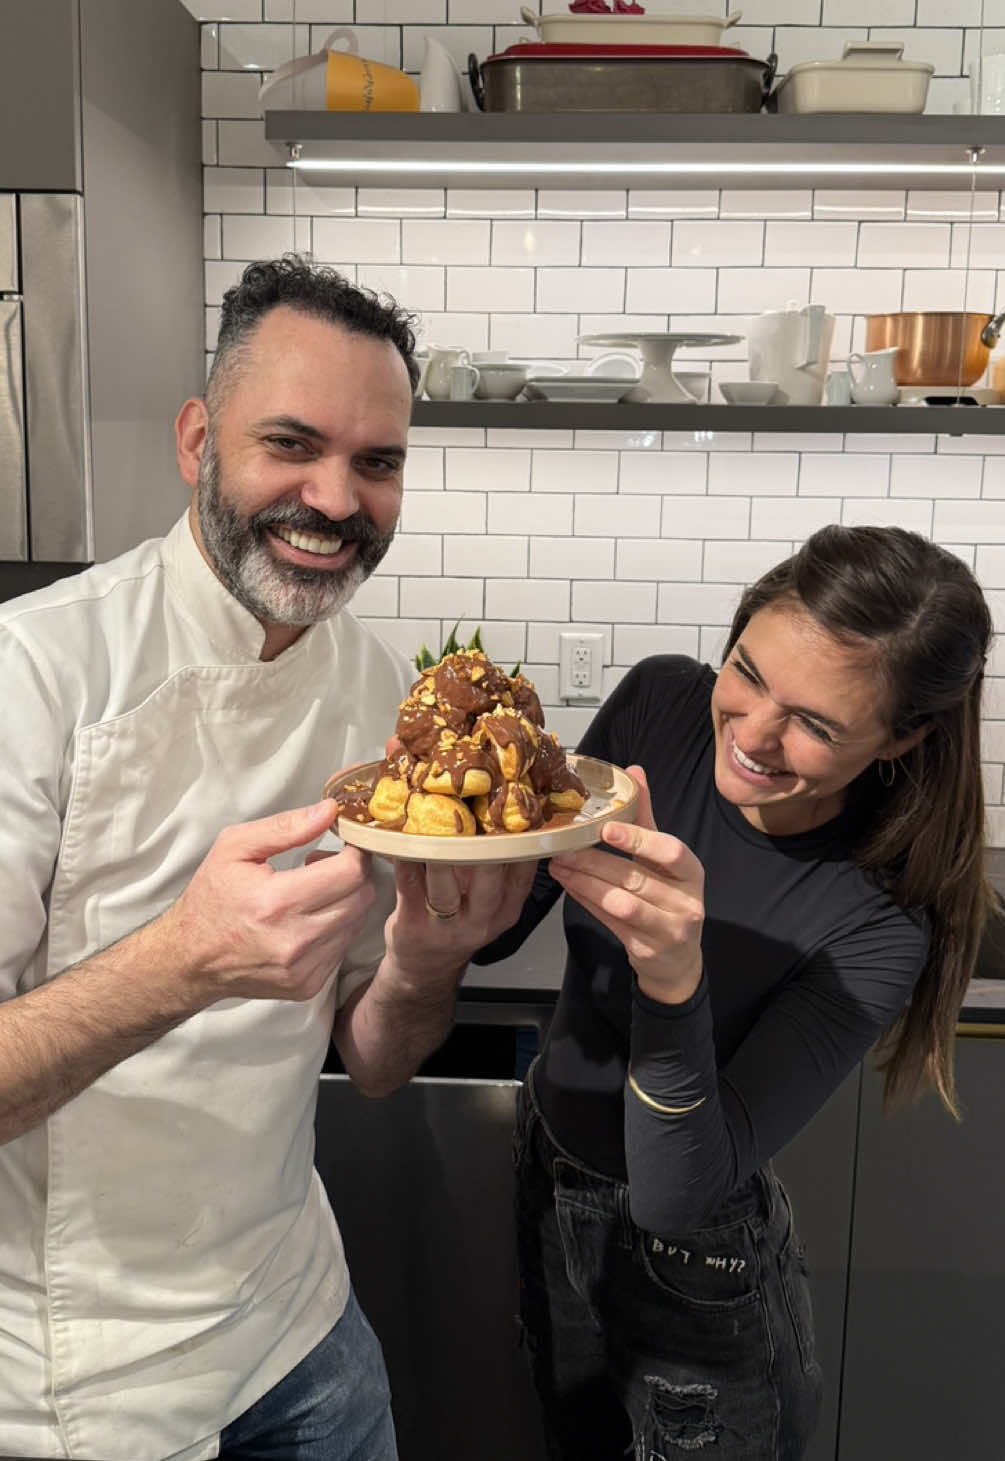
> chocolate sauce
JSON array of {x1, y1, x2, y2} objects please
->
[{"x1": 330, "y1": 650, "x2": 586, "y2": 838}]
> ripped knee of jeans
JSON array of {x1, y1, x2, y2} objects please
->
[{"x1": 636, "y1": 1375, "x2": 719, "y2": 1455}]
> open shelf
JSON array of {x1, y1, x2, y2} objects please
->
[
  {"x1": 411, "y1": 400, "x2": 1005, "y2": 435},
  {"x1": 264, "y1": 111, "x2": 1005, "y2": 190}
]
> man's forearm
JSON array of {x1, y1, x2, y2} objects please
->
[
  {"x1": 0, "y1": 918, "x2": 203, "y2": 1145},
  {"x1": 333, "y1": 953, "x2": 468, "y2": 1098}
]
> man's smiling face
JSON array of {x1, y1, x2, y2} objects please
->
[{"x1": 187, "y1": 304, "x2": 412, "y2": 637}]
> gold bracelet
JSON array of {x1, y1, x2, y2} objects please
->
[{"x1": 627, "y1": 1066, "x2": 707, "y2": 1116}]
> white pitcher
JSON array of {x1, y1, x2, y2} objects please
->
[
  {"x1": 747, "y1": 303, "x2": 835, "y2": 406},
  {"x1": 423, "y1": 345, "x2": 472, "y2": 400},
  {"x1": 420, "y1": 35, "x2": 462, "y2": 111},
  {"x1": 847, "y1": 347, "x2": 899, "y2": 406}
]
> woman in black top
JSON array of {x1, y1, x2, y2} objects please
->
[{"x1": 475, "y1": 524, "x2": 993, "y2": 1461}]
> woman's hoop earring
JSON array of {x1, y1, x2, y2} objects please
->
[{"x1": 878, "y1": 758, "x2": 896, "y2": 788}]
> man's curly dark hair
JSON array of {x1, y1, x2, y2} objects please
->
[{"x1": 206, "y1": 255, "x2": 419, "y2": 409}]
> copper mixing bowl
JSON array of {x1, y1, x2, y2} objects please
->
[{"x1": 865, "y1": 311, "x2": 1005, "y2": 387}]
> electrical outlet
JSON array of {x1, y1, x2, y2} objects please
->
[{"x1": 558, "y1": 631, "x2": 605, "y2": 702}]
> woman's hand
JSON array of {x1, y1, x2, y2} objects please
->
[{"x1": 547, "y1": 765, "x2": 705, "y2": 1005}]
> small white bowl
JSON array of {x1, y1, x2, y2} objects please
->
[
  {"x1": 719, "y1": 381, "x2": 787, "y2": 406},
  {"x1": 676, "y1": 371, "x2": 711, "y2": 402},
  {"x1": 473, "y1": 363, "x2": 529, "y2": 400}
]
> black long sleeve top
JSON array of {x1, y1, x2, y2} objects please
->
[{"x1": 473, "y1": 656, "x2": 928, "y2": 1234}]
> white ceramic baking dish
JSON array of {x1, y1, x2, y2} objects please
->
[
  {"x1": 773, "y1": 42, "x2": 933, "y2": 114},
  {"x1": 520, "y1": 5, "x2": 743, "y2": 48}
]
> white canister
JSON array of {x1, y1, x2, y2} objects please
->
[{"x1": 747, "y1": 303, "x2": 835, "y2": 406}]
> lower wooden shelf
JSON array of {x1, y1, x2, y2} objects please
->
[{"x1": 411, "y1": 401, "x2": 1005, "y2": 435}]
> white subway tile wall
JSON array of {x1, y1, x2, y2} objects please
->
[{"x1": 186, "y1": 0, "x2": 1005, "y2": 838}]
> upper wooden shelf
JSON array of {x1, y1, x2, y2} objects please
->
[{"x1": 264, "y1": 111, "x2": 1005, "y2": 190}]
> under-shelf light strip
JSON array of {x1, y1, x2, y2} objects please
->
[{"x1": 287, "y1": 157, "x2": 1005, "y2": 178}]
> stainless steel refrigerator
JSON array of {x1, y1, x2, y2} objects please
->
[{"x1": 0, "y1": 0, "x2": 203, "y2": 603}]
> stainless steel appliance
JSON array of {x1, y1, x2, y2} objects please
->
[
  {"x1": 0, "y1": 0, "x2": 203, "y2": 601},
  {"x1": 316, "y1": 984, "x2": 857, "y2": 1461},
  {"x1": 1, "y1": 193, "x2": 91, "y2": 565}
]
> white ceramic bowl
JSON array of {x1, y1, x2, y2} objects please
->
[
  {"x1": 524, "y1": 6, "x2": 744, "y2": 47},
  {"x1": 719, "y1": 380, "x2": 787, "y2": 405},
  {"x1": 676, "y1": 371, "x2": 711, "y2": 402},
  {"x1": 474, "y1": 363, "x2": 529, "y2": 400}
]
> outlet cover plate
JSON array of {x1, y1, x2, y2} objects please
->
[{"x1": 559, "y1": 630, "x2": 605, "y2": 702}]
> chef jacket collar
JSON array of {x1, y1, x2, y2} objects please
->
[{"x1": 163, "y1": 511, "x2": 328, "y2": 665}]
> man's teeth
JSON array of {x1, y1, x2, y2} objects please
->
[
  {"x1": 733, "y1": 741, "x2": 783, "y2": 776},
  {"x1": 274, "y1": 525, "x2": 343, "y2": 555}
]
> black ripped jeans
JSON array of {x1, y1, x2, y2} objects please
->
[{"x1": 514, "y1": 1068, "x2": 822, "y2": 1460}]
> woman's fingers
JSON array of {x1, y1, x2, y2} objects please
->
[
  {"x1": 550, "y1": 853, "x2": 679, "y2": 933},
  {"x1": 604, "y1": 816, "x2": 704, "y2": 885},
  {"x1": 623, "y1": 763, "x2": 657, "y2": 833},
  {"x1": 551, "y1": 862, "x2": 656, "y2": 936},
  {"x1": 557, "y1": 823, "x2": 702, "y2": 897}
]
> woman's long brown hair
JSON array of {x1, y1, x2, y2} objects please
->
[{"x1": 723, "y1": 525, "x2": 994, "y2": 1117}]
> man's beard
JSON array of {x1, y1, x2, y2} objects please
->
[{"x1": 196, "y1": 429, "x2": 395, "y2": 628}]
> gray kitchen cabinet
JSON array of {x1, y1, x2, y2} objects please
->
[
  {"x1": 315, "y1": 994, "x2": 861, "y2": 1461},
  {"x1": 837, "y1": 1031, "x2": 1005, "y2": 1461},
  {"x1": 315, "y1": 1069, "x2": 549, "y2": 1461},
  {"x1": 774, "y1": 1072, "x2": 860, "y2": 1461}
]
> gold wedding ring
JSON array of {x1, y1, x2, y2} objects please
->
[{"x1": 424, "y1": 897, "x2": 459, "y2": 921}]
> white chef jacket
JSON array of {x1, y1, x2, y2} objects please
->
[{"x1": 0, "y1": 514, "x2": 415, "y2": 1461}]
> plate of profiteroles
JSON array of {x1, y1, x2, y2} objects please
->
[{"x1": 324, "y1": 644, "x2": 637, "y2": 864}]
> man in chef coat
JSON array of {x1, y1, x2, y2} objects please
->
[{"x1": 0, "y1": 256, "x2": 534, "y2": 1461}]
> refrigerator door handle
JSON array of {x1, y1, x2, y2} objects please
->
[
  {"x1": 20, "y1": 193, "x2": 92, "y2": 563},
  {"x1": 0, "y1": 296, "x2": 28, "y2": 561}
]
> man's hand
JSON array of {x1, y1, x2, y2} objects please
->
[
  {"x1": 333, "y1": 854, "x2": 537, "y2": 1096},
  {"x1": 383, "y1": 856, "x2": 537, "y2": 986},
  {"x1": 162, "y1": 800, "x2": 376, "y2": 1006}
]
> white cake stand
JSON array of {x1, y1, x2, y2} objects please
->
[{"x1": 579, "y1": 332, "x2": 743, "y2": 404}]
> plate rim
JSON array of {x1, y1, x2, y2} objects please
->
[
  {"x1": 525, "y1": 372, "x2": 637, "y2": 385},
  {"x1": 578, "y1": 331, "x2": 743, "y2": 347},
  {"x1": 326, "y1": 752, "x2": 639, "y2": 863}
]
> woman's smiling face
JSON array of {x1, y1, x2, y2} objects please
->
[{"x1": 710, "y1": 601, "x2": 917, "y2": 836}]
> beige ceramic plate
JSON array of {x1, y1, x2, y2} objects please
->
[{"x1": 326, "y1": 754, "x2": 638, "y2": 864}]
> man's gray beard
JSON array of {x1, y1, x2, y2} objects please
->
[{"x1": 196, "y1": 429, "x2": 395, "y2": 628}]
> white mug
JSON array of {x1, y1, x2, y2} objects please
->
[
  {"x1": 825, "y1": 369, "x2": 853, "y2": 406},
  {"x1": 449, "y1": 363, "x2": 480, "y2": 400}
]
